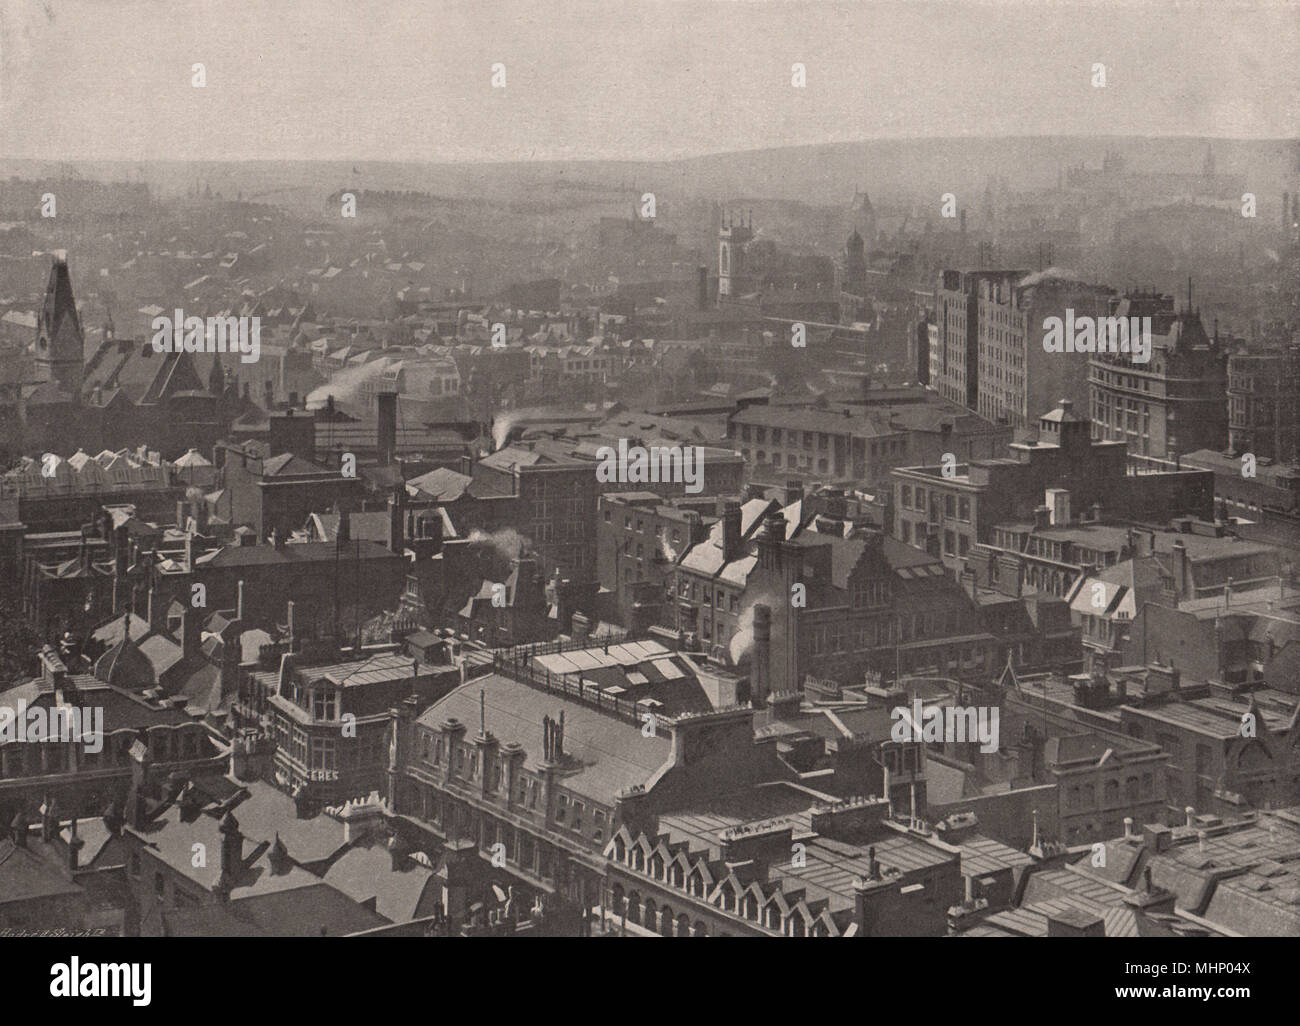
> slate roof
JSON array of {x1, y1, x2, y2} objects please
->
[{"x1": 416, "y1": 672, "x2": 672, "y2": 802}]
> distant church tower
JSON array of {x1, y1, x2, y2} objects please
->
[
  {"x1": 850, "y1": 187, "x2": 876, "y2": 242},
  {"x1": 34, "y1": 254, "x2": 84, "y2": 397},
  {"x1": 718, "y1": 210, "x2": 753, "y2": 299},
  {"x1": 843, "y1": 229, "x2": 868, "y2": 298}
]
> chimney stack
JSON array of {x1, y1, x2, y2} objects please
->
[
  {"x1": 571, "y1": 612, "x2": 590, "y2": 647},
  {"x1": 751, "y1": 604, "x2": 772, "y2": 706},
  {"x1": 68, "y1": 819, "x2": 85, "y2": 871},
  {"x1": 763, "y1": 510, "x2": 786, "y2": 542},
  {"x1": 181, "y1": 607, "x2": 200, "y2": 660},
  {"x1": 387, "y1": 491, "x2": 403, "y2": 554},
  {"x1": 377, "y1": 390, "x2": 398, "y2": 466},
  {"x1": 40, "y1": 796, "x2": 56, "y2": 843},
  {"x1": 217, "y1": 812, "x2": 242, "y2": 898},
  {"x1": 1171, "y1": 541, "x2": 1189, "y2": 600},
  {"x1": 684, "y1": 510, "x2": 707, "y2": 547},
  {"x1": 10, "y1": 809, "x2": 28, "y2": 848},
  {"x1": 720, "y1": 501, "x2": 743, "y2": 562},
  {"x1": 147, "y1": 586, "x2": 166, "y2": 634}
]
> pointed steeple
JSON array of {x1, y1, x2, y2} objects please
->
[
  {"x1": 35, "y1": 255, "x2": 84, "y2": 397},
  {"x1": 207, "y1": 356, "x2": 225, "y2": 396}
]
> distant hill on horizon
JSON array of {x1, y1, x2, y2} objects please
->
[{"x1": 1, "y1": 135, "x2": 1295, "y2": 211}]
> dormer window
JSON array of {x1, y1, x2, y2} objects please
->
[{"x1": 310, "y1": 688, "x2": 337, "y2": 721}]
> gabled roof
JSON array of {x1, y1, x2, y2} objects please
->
[{"x1": 261, "y1": 452, "x2": 332, "y2": 478}]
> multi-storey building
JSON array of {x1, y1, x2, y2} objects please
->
[
  {"x1": 891, "y1": 399, "x2": 1215, "y2": 571},
  {"x1": 1002, "y1": 659, "x2": 1300, "y2": 820},
  {"x1": 1089, "y1": 292, "x2": 1227, "y2": 459},
  {"x1": 727, "y1": 404, "x2": 907, "y2": 485},
  {"x1": 1227, "y1": 340, "x2": 1300, "y2": 463},
  {"x1": 596, "y1": 492, "x2": 714, "y2": 628},
  {"x1": 240, "y1": 639, "x2": 463, "y2": 806},
  {"x1": 932, "y1": 268, "x2": 1115, "y2": 430},
  {"x1": 0, "y1": 647, "x2": 222, "y2": 823},
  {"x1": 1181, "y1": 448, "x2": 1300, "y2": 521},
  {"x1": 385, "y1": 638, "x2": 972, "y2": 937},
  {"x1": 670, "y1": 498, "x2": 999, "y2": 686},
  {"x1": 979, "y1": 269, "x2": 1115, "y2": 429}
]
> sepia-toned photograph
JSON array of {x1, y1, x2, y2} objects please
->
[{"x1": 0, "y1": 0, "x2": 1297, "y2": 993}]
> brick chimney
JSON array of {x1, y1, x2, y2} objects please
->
[
  {"x1": 720, "y1": 501, "x2": 743, "y2": 562},
  {"x1": 751, "y1": 603, "x2": 772, "y2": 706},
  {"x1": 181, "y1": 608, "x2": 200, "y2": 660},
  {"x1": 9, "y1": 808, "x2": 28, "y2": 847},
  {"x1": 571, "y1": 612, "x2": 590, "y2": 647},
  {"x1": 40, "y1": 796, "x2": 56, "y2": 842},
  {"x1": 376, "y1": 390, "x2": 398, "y2": 465},
  {"x1": 67, "y1": 819, "x2": 85, "y2": 871},
  {"x1": 147, "y1": 586, "x2": 166, "y2": 634},
  {"x1": 1171, "y1": 540, "x2": 1189, "y2": 600},
  {"x1": 684, "y1": 510, "x2": 707, "y2": 547},
  {"x1": 217, "y1": 811, "x2": 243, "y2": 898},
  {"x1": 387, "y1": 491, "x2": 404, "y2": 554}
]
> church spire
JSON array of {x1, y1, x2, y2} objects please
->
[{"x1": 35, "y1": 255, "x2": 84, "y2": 398}]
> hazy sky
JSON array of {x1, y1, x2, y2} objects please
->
[{"x1": 0, "y1": 0, "x2": 1296, "y2": 162}]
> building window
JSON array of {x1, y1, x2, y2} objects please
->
[{"x1": 310, "y1": 737, "x2": 336, "y2": 775}]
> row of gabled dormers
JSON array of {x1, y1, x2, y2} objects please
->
[{"x1": 604, "y1": 824, "x2": 849, "y2": 937}]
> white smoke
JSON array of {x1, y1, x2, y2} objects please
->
[
  {"x1": 305, "y1": 360, "x2": 394, "y2": 412},
  {"x1": 491, "y1": 412, "x2": 518, "y2": 452},
  {"x1": 468, "y1": 527, "x2": 528, "y2": 561},
  {"x1": 727, "y1": 593, "x2": 777, "y2": 666}
]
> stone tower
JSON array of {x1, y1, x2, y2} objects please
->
[
  {"x1": 717, "y1": 210, "x2": 753, "y2": 299},
  {"x1": 844, "y1": 229, "x2": 868, "y2": 298}
]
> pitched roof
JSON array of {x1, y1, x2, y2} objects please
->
[{"x1": 416, "y1": 672, "x2": 672, "y2": 802}]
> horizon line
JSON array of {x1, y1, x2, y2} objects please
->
[{"x1": 1, "y1": 132, "x2": 1294, "y2": 169}]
